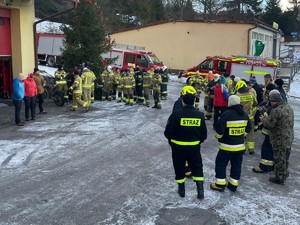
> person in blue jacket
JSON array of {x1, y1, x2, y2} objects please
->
[{"x1": 12, "y1": 73, "x2": 25, "y2": 126}]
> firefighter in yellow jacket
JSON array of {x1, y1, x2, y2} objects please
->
[
  {"x1": 123, "y1": 69, "x2": 135, "y2": 106},
  {"x1": 189, "y1": 71, "x2": 205, "y2": 110},
  {"x1": 69, "y1": 70, "x2": 89, "y2": 111},
  {"x1": 236, "y1": 80, "x2": 257, "y2": 154},
  {"x1": 152, "y1": 69, "x2": 162, "y2": 109},
  {"x1": 81, "y1": 67, "x2": 96, "y2": 106},
  {"x1": 142, "y1": 69, "x2": 153, "y2": 107},
  {"x1": 54, "y1": 65, "x2": 69, "y2": 101}
]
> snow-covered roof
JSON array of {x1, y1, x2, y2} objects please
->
[{"x1": 35, "y1": 19, "x2": 64, "y2": 34}]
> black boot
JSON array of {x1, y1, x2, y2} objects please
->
[
  {"x1": 196, "y1": 181, "x2": 204, "y2": 199},
  {"x1": 178, "y1": 183, "x2": 185, "y2": 198}
]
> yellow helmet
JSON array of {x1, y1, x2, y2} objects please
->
[
  {"x1": 181, "y1": 85, "x2": 196, "y2": 96},
  {"x1": 235, "y1": 80, "x2": 246, "y2": 91}
]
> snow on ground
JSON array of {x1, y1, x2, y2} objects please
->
[{"x1": 1, "y1": 66, "x2": 298, "y2": 224}]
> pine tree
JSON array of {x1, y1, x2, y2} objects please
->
[
  {"x1": 262, "y1": 0, "x2": 282, "y2": 26},
  {"x1": 61, "y1": 0, "x2": 110, "y2": 76}
]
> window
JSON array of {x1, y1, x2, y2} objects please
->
[
  {"x1": 137, "y1": 55, "x2": 148, "y2": 67},
  {"x1": 217, "y1": 61, "x2": 227, "y2": 72},
  {"x1": 199, "y1": 59, "x2": 213, "y2": 70},
  {"x1": 125, "y1": 53, "x2": 135, "y2": 64},
  {"x1": 0, "y1": 18, "x2": 4, "y2": 26}
]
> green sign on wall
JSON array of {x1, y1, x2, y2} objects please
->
[{"x1": 254, "y1": 40, "x2": 265, "y2": 56}]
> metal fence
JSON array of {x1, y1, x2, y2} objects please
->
[{"x1": 277, "y1": 63, "x2": 300, "y2": 92}]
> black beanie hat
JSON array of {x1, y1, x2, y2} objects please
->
[
  {"x1": 274, "y1": 79, "x2": 284, "y2": 87},
  {"x1": 182, "y1": 94, "x2": 195, "y2": 105}
]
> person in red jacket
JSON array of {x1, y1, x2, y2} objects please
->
[
  {"x1": 213, "y1": 76, "x2": 229, "y2": 126},
  {"x1": 24, "y1": 73, "x2": 38, "y2": 121}
]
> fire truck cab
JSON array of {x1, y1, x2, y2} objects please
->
[
  {"x1": 181, "y1": 55, "x2": 278, "y2": 85},
  {"x1": 102, "y1": 48, "x2": 164, "y2": 71}
]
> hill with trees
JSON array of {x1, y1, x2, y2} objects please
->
[{"x1": 35, "y1": 0, "x2": 299, "y2": 41}]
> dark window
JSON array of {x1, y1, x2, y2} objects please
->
[
  {"x1": 200, "y1": 59, "x2": 213, "y2": 70},
  {"x1": 0, "y1": 18, "x2": 4, "y2": 26},
  {"x1": 137, "y1": 55, "x2": 148, "y2": 67},
  {"x1": 125, "y1": 53, "x2": 135, "y2": 64},
  {"x1": 218, "y1": 61, "x2": 227, "y2": 72}
]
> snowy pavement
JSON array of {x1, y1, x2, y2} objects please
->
[{"x1": 0, "y1": 72, "x2": 299, "y2": 225}]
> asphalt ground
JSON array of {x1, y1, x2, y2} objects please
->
[{"x1": 0, "y1": 81, "x2": 299, "y2": 225}]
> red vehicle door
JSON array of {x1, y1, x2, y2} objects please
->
[{"x1": 123, "y1": 52, "x2": 137, "y2": 69}]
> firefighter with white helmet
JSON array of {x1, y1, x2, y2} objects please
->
[
  {"x1": 81, "y1": 67, "x2": 96, "y2": 106},
  {"x1": 164, "y1": 85, "x2": 207, "y2": 199}
]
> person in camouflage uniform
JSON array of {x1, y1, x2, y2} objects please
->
[
  {"x1": 260, "y1": 89, "x2": 294, "y2": 184},
  {"x1": 189, "y1": 71, "x2": 205, "y2": 110}
]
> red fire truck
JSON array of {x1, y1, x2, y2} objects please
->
[
  {"x1": 101, "y1": 48, "x2": 164, "y2": 71},
  {"x1": 180, "y1": 55, "x2": 279, "y2": 85}
]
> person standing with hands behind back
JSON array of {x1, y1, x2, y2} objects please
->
[
  {"x1": 24, "y1": 73, "x2": 37, "y2": 121},
  {"x1": 164, "y1": 86, "x2": 207, "y2": 199},
  {"x1": 12, "y1": 73, "x2": 26, "y2": 126},
  {"x1": 33, "y1": 68, "x2": 47, "y2": 114}
]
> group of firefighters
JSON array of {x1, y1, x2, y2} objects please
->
[
  {"x1": 165, "y1": 69, "x2": 291, "y2": 199},
  {"x1": 53, "y1": 65, "x2": 170, "y2": 111},
  {"x1": 54, "y1": 66, "x2": 96, "y2": 111},
  {"x1": 100, "y1": 65, "x2": 169, "y2": 109}
]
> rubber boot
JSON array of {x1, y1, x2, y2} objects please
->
[
  {"x1": 178, "y1": 183, "x2": 185, "y2": 198},
  {"x1": 196, "y1": 181, "x2": 204, "y2": 199}
]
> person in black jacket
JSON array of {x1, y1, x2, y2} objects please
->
[
  {"x1": 211, "y1": 95, "x2": 251, "y2": 192},
  {"x1": 274, "y1": 78, "x2": 287, "y2": 103},
  {"x1": 165, "y1": 86, "x2": 207, "y2": 199}
]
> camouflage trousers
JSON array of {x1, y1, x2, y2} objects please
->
[{"x1": 272, "y1": 145, "x2": 291, "y2": 182}]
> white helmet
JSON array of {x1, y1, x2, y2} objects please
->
[{"x1": 107, "y1": 65, "x2": 112, "y2": 72}]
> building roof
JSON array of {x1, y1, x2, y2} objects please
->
[{"x1": 110, "y1": 19, "x2": 279, "y2": 35}]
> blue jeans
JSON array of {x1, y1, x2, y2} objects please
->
[{"x1": 13, "y1": 99, "x2": 23, "y2": 124}]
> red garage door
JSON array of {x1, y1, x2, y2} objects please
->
[{"x1": 0, "y1": 9, "x2": 12, "y2": 98}]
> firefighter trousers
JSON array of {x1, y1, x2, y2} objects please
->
[
  {"x1": 57, "y1": 84, "x2": 69, "y2": 99},
  {"x1": 153, "y1": 89, "x2": 161, "y2": 108},
  {"x1": 246, "y1": 120, "x2": 255, "y2": 152},
  {"x1": 215, "y1": 150, "x2": 243, "y2": 188},
  {"x1": 72, "y1": 93, "x2": 86, "y2": 110},
  {"x1": 82, "y1": 88, "x2": 91, "y2": 105},
  {"x1": 171, "y1": 144, "x2": 204, "y2": 183},
  {"x1": 143, "y1": 87, "x2": 151, "y2": 106},
  {"x1": 258, "y1": 135, "x2": 274, "y2": 172}
]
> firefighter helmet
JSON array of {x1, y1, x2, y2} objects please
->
[
  {"x1": 235, "y1": 80, "x2": 246, "y2": 91},
  {"x1": 181, "y1": 85, "x2": 196, "y2": 96}
]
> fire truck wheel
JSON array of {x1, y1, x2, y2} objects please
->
[{"x1": 47, "y1": 56, "x2": 55, "y2": 67}]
